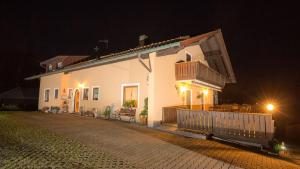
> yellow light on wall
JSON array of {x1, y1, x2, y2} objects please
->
[
  {"x1": 266, "y1": 103, "x2": 274, "y2": 111},
  {"x1": 78, "y1": 83, "x2": 85, "y2": 88},
  {"x1": 203, "y1": 89, "x2": 208, "y2": 96},
  {"x1": 180, "y1": 86, "x2": 187, "y2": 93}
]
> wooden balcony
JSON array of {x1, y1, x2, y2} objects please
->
[{"x1": 175, "y1": 61, "x2": 227, "y2": 87}]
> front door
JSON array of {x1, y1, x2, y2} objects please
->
[
  {"x1": 186, "y1": 90, "x2": 191, "y2": 109},
  {"x1": 74, "y1": 90, "x2": 80, "y2": 112}
]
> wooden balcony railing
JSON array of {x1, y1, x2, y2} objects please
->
[{"x1": 175, "y1": 61, "x2": 227, "y2": 87}]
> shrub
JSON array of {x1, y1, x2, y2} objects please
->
[
  {"x1": 103, "y1": 105, "x2": 113, "y2": 118},
  {"x1": 50, "y1": 106, "x2": 60, "y2": 114},
  {"x1": 140, "y1": 97, "x2": 148, "y2": 116}
]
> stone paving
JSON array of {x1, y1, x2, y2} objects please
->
[
  {"x1": 0, "y1": 112, "x2": 134, "y2": 169},
  {"x1": 13, "y1": 112, "x2": 300, "y2": 169}
]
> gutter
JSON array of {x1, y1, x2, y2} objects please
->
[{"x1": 25, "y1": 42, "x2": 181, "y2": 80}]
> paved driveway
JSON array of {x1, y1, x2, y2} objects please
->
[{"x1": 16, "y1": 112, "x2": 299, "y2": 169}]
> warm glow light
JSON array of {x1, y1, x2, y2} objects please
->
[
  {"x1": 78, "y1": 83, "x2": 85, "y2": 88},
  {"x1": 203, "y1": 89, "x2": 208, "y2": 96},
  {"x1": 180, "y1": 86, "x2": 187, "y2": 92},
  {"x1": 266, "y1": 103, "x2": 274, "y2": 111}
]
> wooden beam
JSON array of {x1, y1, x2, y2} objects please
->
[{"x1": 138, "y1": 53, "x2": 152, "y2": 72}]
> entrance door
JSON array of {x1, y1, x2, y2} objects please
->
[
  {"x1": 74, "y1": 90, "x2": 80, "y2": 112},
  {"x1": 186, "y1": 90, "x2": 191, "y2": 109}
]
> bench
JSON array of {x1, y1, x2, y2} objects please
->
[{"x1": 113, "y1": 108, "x2": 136, "y2": 122}]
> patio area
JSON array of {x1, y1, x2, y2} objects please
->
[{"x1": 6, "y1": 111, "x2": 299, "y2": 169}]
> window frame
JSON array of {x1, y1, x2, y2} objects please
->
[
  {"x1": 57, "y1": 62, "x2": 63, "y2": 69},
  {"x1": 54, "y1": 88, "x2": 59, "y2": 99},
  {"x1": 92, "y1": 86, "x2": 100, "y2": 101},
  {"x1": 67, "y1": 88, "x2": 73, "y2": 99},
  {"x1": 121, "y1": 83, "x2": 140, "y2": 108},
  {"x1": 48, "y1": 64, "x2": 53, "y2": 71},
  {"x1": 44, "y1": 88, "x2": 50, "y2": 102},
  {"x1": 82, "y1": 87, "x2": 89, "y2": 100}
]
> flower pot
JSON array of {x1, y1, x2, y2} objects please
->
[{"x1": 139, "y1": 115, "x2": 147, "y2": 125}]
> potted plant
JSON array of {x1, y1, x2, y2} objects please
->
[
  {"x1": 102, "y1": 105, "x2": 112, "y2": 119},
  {"x1": 139, "y1": 97, "x2": 148, "y2": 125},
  {"x1": 50, "y1": 106, "x2": 60, "y2": 114},
  {"x1": 123, "y1": 100, "x2": 136, "y2": 109}
]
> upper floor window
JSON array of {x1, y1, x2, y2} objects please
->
[
  {"x1": 44, "y1": 89, "x2": 50, "y2": 102},
  {"x1": 57, "y1": 62, "x2": 63, "y2": 69},
  {"x1": 92, "y1": 87, "x2": 100, "y2": 101},
  {"x1": 186, "y1": 53, "x2": 192, "y2": 62},
  {"x1": 48, "y1": 64, "x2": 53, "y2": 71},
  {"x1": 54, "y1": 88, "x2": 59, "y2": 99},
  {"x1": 83, "y1": 88, "x2": 89, "y2": 100}
]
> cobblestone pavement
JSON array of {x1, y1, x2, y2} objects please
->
[
  {"x1": 0, "y1": 112, "x2": 134, "y2": 169},
  {"x1": 15, "y1": 112, "x2": 300, "y2": 169}
]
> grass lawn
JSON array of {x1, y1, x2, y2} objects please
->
[{"x1": 0, "y1": 112, "x2": 135, "y2": 169}]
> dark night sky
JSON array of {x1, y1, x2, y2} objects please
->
[{"x1": 0, "y1": 1, "x2": 299, "y2": 120}]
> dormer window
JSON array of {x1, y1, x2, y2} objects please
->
[
  {"x1": 186, "y1": 53, "x2": 192, "y2": 62},
  {"x1": 48, "y1": 64, "x2": 53, "y2": 71},
  {"x1": 57, "y1": 62, "x2": 63, "y2": 69}
]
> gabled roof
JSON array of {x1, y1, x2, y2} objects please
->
[{"x1": 25, "y1": 29, "x2": 236, "y2": 83}]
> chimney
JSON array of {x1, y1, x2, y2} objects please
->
[{"x1": 139, "y1": 34, "x2": 148, "y2": 47}]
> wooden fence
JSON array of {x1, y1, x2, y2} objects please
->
[
  {"x1": 162, "y1": 107, "x2": 178, "y2": 123},
  {"x1": 177, "y1": 109, "x2": 275, "y2": 147}
]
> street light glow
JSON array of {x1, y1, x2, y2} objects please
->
[{"x1": 266, "y1": 103, "x2": 274, "y2": 111}]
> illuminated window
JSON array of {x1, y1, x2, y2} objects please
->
[
  {"x1": 83, "y1": 88, "x2": 89, "y2": 100},
  {"x1": 57, "y1": 62, "x2": 63, "y2": 68},
  {"x1": 44, "y1": 89, "x2": 50, "y2": 102},
  {"x1": 92, "y1": 87, "x2": 99, "y2": 101},
  {"x1": 122, "y1": 85, "x2": 138, "y2": 108},
  {"x1": 54, "y1": 88, "x2": 59, "y2": 99}
]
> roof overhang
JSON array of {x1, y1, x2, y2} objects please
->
[{"x1": 25, "y1": 42, "x2": 181, "y2": 80}]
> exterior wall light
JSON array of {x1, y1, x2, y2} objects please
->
[
  {"x1": 78, "y1": 83, "x2": 85, "y2": 89},
  {"x1": 180, "y1": 86, "x2": 187, "y2": 93},
  {"x1": 203, "y1": 89, "x2": 208, "y2": 96},
  {"x1": 266, "y1": 103, "x2": 274, "y2": 111}
]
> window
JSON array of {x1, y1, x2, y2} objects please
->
[
  {"x1": 122, "y1": 85, "x2": 138, "y2": 108},
  {"x1": 68, "y1": 88, "x2": 73, "y2": 99},
  {"x1": 186, "y1": 53, "x2": 192, "y2": 62},
  {"x1": 48, "y1": 64, "x2": 53, "y2": 71},
  {"x1": 92, "y1": 87, "x2": 99, "y2": 101},
  {"x1": 44, "y1": 89, "x2": 50, "y2": 102},
  {"x1": 57, "y1": 62, "x2": 63, "y2": 68},
  {"x1": 83, "y1": 88, "x2": 89, "y2": 100},
  {"x1": 54, "y1": 88, "x2": 59, "y2": 99}
]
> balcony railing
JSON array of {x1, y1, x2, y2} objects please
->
[{"x1": 175, "y1": 61, "x2": 227, "y2": 87}]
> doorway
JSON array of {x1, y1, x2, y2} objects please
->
[
  {"x1": 74, "y1": 89, "x2": 80, "y2": 112},
  {"x1": 185, "y1": 89, "x2": 192, "y2": 109}
]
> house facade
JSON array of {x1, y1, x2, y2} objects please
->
[{"x1": 26, "y1": 29, "x2": 236, "y2": 127}]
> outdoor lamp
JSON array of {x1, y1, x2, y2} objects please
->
[
  {"x1": 180, "y1": 86, "x2": 187, "y2": 93},
  {"x1": 266, "y1": 103, "x2": 275, "y2": 111},
  {"x1": 203, "y1": 89, "x2": 208, "y2": 96}
]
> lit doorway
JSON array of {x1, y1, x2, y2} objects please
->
[{"x1": 74, "y1": 89, "x2": 80, "y2": 112}]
